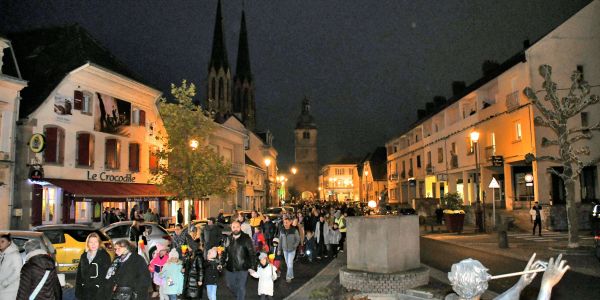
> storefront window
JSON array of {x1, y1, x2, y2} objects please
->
[
  {"x1": 42, "y1": 187, "x2": 58, "y2": 224},
  {"x1": 75, "y1": 201, "x2": 91, "y2": 223}
]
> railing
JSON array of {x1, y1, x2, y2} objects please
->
[
  {"x1": 230, "y1": 163, "x2": 245, "y2": 175},
  {"x1": 505, "y1": 91, "x2": 520, "y2": 111},
  {"x1": 408, "y1": 169, "x2": 414, "y2": 177},
  {"x1": 401, "y1": 170, "x2": 406, "y2": 179},
  {"x1": 426, "y1": 164, "x2": 434, "y2": 175},
  {"x1": 389, "y1": 173, "x2": 398, "y2": 181},
  {"x1": 450, "y1": 155, "x2": 459, "y2": 169}
]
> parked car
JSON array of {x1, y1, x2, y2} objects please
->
[
  {"x1": 167, "y1": 219, "x2": 231, "y2": 237},
  {"x1": 33, "y1": 224, "x2": 115, "y2": 273},
  {"x1": 102, "y1": 221, "x2": 171, "y2": 259},
  {"x1": 2, "y1": 230, "x2": 57, "y2": 263},
  {"x1": 238, "y1": 210, "x2": 253, "y2": 221}
]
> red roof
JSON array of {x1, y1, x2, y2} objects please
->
[{"x1": 45, "y1": 179, "x2": 172, "y2": 198}]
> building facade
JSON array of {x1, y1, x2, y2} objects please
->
[
  {"x1": 386, "y1": 0, "x2": 600, "y2": 230},
  {"x1": 361, "y1": 147, "x2": 387, "y2": 202},
  {"x1": 318, "y1": 157, "x2": 361, "y2": 202},
  {"x1": 294, "y1": 97, "x2": 319, "y2": 199},
  {"x1": 0, "y1": 38, "x2": 27, "y2": 229}
]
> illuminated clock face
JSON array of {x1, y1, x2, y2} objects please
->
[{"x1": 29, "y1": 133, "x2": 46, "y2": 153}]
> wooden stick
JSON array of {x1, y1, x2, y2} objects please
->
[{"x1": 490, "y1": 268, "x2": 546, "y2": 280}]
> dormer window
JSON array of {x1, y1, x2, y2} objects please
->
[{"x1": 303, "y1": 131, "x2": 310, "y2": 139}]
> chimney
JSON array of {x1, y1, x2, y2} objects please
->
[
  {"x1": 452, "y1": 81, "x2": 466, "y2": 97},
  {"x1": 433, "y1": 96, "x2": 446, "y2": 108}
]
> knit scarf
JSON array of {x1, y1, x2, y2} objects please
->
[{"x1": 106, "y1": 252, "x2": 131, "y2": 279}]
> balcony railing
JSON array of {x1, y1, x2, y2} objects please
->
[
  {"x1": 401, "y1": 170, "x2": 406, "y2": 179},
  {"x1": 450, "y1": 155, "x2": 459, "y2": 169},
  {"x1": 426, "y1": 164, "x2": 434, "y2": 175},
  {"x1": 408, "y1": 169, "x2": 414, "y2": 177},
  {"x1": 505, "y1": 91, "x2": 520, "y2": 111},
  {"x1": 230, "y1": 163, "x2": 245, "y2": 175},
  {"x1": 389, "y1": 173, "x2": 398, "y2": 181}
]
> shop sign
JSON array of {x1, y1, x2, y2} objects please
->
[
  {"x1": 86, "y1": 171, "x2": 136, "y2": 183},
  {"x1": 29, "y1": 134, "x2": 46, "y2": 153},
  {"x1": 29, "y1": 165, "x2": 44, "y2": 180},
  {"x1": 126, "y1": 197, "x2": 160, "y2": 202},
  {"x1": 492, "y1": 156, "x2": 504, "y2": 167}
]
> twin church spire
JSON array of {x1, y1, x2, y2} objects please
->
[{"x1": 207, "y1": 0, "x2": 255, "y2": 130}]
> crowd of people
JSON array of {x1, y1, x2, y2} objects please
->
[{"x1": 0, "y1": 201, "x2": 353, "y2": 300}]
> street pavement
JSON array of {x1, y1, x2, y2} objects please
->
[
  {"x1": 421, "y1": 230, "x2": 600, "y2": 299},
  {"x1": 63, "y1": 255, "x2": 333, "y2": 300}
]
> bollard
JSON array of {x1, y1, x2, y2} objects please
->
[{"x1": 498, "y1": 222, "x2": 509, "y2": 248}]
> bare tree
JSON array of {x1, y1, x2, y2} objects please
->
[{"x1": 523, "y1": 64, "x2": 600, "y2": 248}]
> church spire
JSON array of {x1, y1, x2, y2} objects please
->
[
  {"x1": 209, "y1": 0, "x2": 229, "y2": 71},
  {"x1": 235, "y1": 9, "x2": 252, "y2": 82}
]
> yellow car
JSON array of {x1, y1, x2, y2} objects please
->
[{"x1": 34, "y1": 224, "x2": 115, "y2": 273}]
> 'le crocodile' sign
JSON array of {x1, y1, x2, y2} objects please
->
[{"x1": 86, "y1": 171, "x2": 136, "y2": 183}]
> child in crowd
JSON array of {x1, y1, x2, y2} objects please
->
[
  {"x1": 204, "y1": 247, "x2": 222, "y2": 300},
  {"x1": 249, "y1": 252, "x2": 278, "y2": 300},
  {"x1": 148, "y1": 242, "x2": 169, "y2": 298},
  {"x1": 253, "y1": 226, "x2": 268, "y2": 253},
  {"x1": 159, "y1": 249, "x2": 184, "y2": 300},
  {"x1": 304, "y1": 230, "x2": 316, "y2": 262},
  {"x1": 328, "y1": 223, "x2": 341, "y2": 258},
  {"x1": 269, "y1": 237, "x2": 282, "y2": 277}
]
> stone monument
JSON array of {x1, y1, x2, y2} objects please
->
[{"x1": 340, "y1": 215, "x2": 429, "y2": 293}]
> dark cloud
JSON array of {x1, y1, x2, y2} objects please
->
[{"x1": 0, "y1": 0, "x2": 591, "y2": 167}]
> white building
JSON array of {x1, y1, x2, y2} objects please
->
[
  {"x1": 386, "y1": 0, "x2": 600, "y2": 230},
  {"x1": 0, "y1": 37, "x2": 27, "y2": 229}
]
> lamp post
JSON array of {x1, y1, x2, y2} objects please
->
[
  {"x1": 525, "y1": 173, "x2": 534, "y2": 209},
  {"x1": 264, "y1": 158, "x2": 272, "y2": 207},
  {"x1": 187, "y1": 139, "x2": 199, "y2": 224},
  {"x1": 470, "y1": 131, "x2": 484, "y2": 232}
]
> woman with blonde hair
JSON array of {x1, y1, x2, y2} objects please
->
[{"x1": 75, "y1": 232, "x2": 112, "y2": 300}]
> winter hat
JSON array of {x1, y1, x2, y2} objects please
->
[
  {"x1": 272, "y1": 237, "x2": 280, "y2": 244},
  {"x1": 207, "y1": 247, "x2": 218, "y2": 260},
  {"x1": 258, "y1": 252, "x2": 268, "y2": 260},
  {"x1": 169, "y1": 248, "x2": 179, "y2": 260}
]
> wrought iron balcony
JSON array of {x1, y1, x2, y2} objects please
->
[{"x1": 426, "y1": 164, "x2": 434, "y2": 175}]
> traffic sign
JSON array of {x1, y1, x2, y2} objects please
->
[{"x1": 489, "y1": 177, "x2": 500, "y2": 189}]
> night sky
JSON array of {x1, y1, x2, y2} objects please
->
[{"x1": 0, "y1": 0, "x2": 591, "y2": 168}]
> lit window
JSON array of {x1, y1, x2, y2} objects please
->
[{"x1": 515, "y1": 122, "x2": 522, "y2": 141}]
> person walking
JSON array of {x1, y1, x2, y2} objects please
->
[
  {"x1": 249, "y1": 210, "x2": 264, "y2": 234},
  {"x1": 148, "y1": 242, "x2": 169, "y2": 298},
  {"x1": 203, "y1": 247, "x2": 222, "y2": 300},
  {"x1": 75, "y1": 233, "x2": 112, "y2": 300},
  {"x1": 130, "y1": 220, "x2": 146, "y2": 252},
  {"x1": 177, "y1": 208, "x2": 184, "y2": 225},
  {"x1": 531, "y1": 201, "x2": 542, "y2": 236},
  {"x1": 249, "y1": 252, "x2": 278, "y2": 300},
  {"x1": 172, "y1": 224, "x2": 197, "y2": 257},
  {"x1": 335, "y1": 211, "x2": 347, "y2": 252},
  {"x1": 314, "y1": 215, "x2": 330, "y2": 259},
  {"x1": 183, "y1": 247, "x2": 204, "y2": 299},
  {"x1": 223, "y1": 221, "x2": 256, "y2": 300},
  {"x1": 216, "y1": 209, "x2": 225, "y2": 224},
  {"x1": 102, "y1": 207, "x2": 111, "y2": 227},
  {"x1": 130, "y1": 204, "x2": 139, "y2": 221},
  {"x1": 0, "y1": 233, "x2": 22, "y2": 299},
  {"x1": 200, "y1": 217, "x2": 222, "y2": 259},
  {"x1": 106, "y1": 240, "x2": 151, "y2": 300},
  {"x1": 16, "y1": 239, "x2": 61, "y2": 300},
  {"x1": 262, "y1": 215, "x2": 277, "y2": 251},
  {"x1": 327, "y1": 223, "x2": 342, "y2": 258},
  {"x1": 159, "y1": 249, "x2": 184, "y2": 300},
  {"x1": 278, "y1": 217, "x2": 300, "y2": 283}
]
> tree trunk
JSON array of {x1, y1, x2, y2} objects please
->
[{"x1": 564, "y1": 180, "x2": 580, "y2": 248}]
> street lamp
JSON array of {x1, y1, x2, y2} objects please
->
[
  {"x1": 264, "y1": 158, "x2": 272, "y2": 206},
  {"x1": 470, "y1": 130, "x2": 484, "y2": 232},
  {"x1": 187, "y1": 138, "x2": 199, "y2": 224},
  {"x1": 291, "y1": 167, "x2": 297, "y2": 175},
  {"x1": 189, "y1": 139, "x2": 199, "y2": 150},
  {"x1": 525, "y1": 173, "x2": 534, "y2": 208}
]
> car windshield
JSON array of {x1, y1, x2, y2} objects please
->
[
  {"x1": 65, "y1": 229, "x2": 110, "y2": 242},
  {"x1": 266, "y1": 208, "x2": 282, "y2": 214}
]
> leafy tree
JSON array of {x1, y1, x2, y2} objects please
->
[
  {"x1": 151, "y1": 80, "x2": 232, "y2": 202},
  {"x1": 523, "y1": 65, "x2": 599, "y2": 248}
]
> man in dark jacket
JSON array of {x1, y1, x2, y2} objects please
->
[
  {"x1": 17, "y1": 239, "x2": 62, "y2": 300},
  {"x1": 262, "y1": 214, "x2": 277, "y2": 250},
  {"x1": 223, "y1": 220, "x2": 256, "y2": 300},
  {"x1": 201, "y1": 217, "x2": 223, "y2": 258}
]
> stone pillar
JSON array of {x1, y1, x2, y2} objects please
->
[{"x1": 462, "y1": 171, "x2": 470, "y2": 205}]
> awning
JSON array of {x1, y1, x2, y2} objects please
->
[{"x1": 44, "y1": 179, "x2": 173, "y2": 199}]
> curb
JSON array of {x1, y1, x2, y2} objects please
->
[{"x1": 284, "y1": 254, "x2": 345, "y2": 300}]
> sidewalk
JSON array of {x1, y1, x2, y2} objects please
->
[{"x1": 421, "y1": 224, "x2": 600, "y2": 278}]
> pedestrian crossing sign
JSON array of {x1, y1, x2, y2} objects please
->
[{"x1": 489, "y1": 177, "x2": 500, "y2": 189}]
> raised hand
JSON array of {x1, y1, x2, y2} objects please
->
[{"x1": 537, "y1": 254, "x2": 570, "y2": 300}]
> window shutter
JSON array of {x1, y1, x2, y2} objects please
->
[
  {"x1": 74, "y1": 91, "x2": 83, "y2": 110},
  {"x1": 139, "y1": 110, "x2": 146, "y2": 127},
  {"x1": 58, "y1": 129, "x2": 65, "y2": 164},
  {"x1": 89, "y1": 134, "x2": 95, "y2": 166},
  {"x1": 129, "y1": 143, "x2": 139, "y2": 171},
  {"x1": 149, "y1": 147, "x2": 158, "y2": 173},
  {"x1": 44, "y1": 127, "x2": 57, "y2": 163},
  {"x1": 77, "y1": 133, "x2": 90, "y2": 166},
  {"x1": 106, "y1": 139, "x2": 115, "y2": 169}
]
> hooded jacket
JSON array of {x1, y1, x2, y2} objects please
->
[
  {"x1": 75, "y1": 248, "x2": 111, "y2": 300},
  {"x1": 184, "y1": 249, "x2": 204, "y2": 298},
  {"x1": 17, "y1": 251, "x2": 62, "y2": 300},
  {"x1": 0, "y1": 242, "x2": 23, "y2": 299}
]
